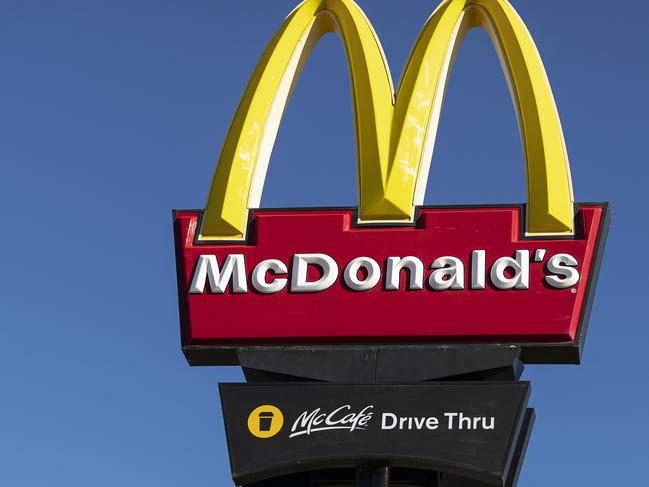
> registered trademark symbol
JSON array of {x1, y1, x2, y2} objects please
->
[{"x1": 571, "y1": 288, "x2": 577, "y2": 294}]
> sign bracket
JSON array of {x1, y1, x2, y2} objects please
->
[{"x1": 239, "y1": 345, "x2": 524, "y2": 383}]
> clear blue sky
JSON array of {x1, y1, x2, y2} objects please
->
[{"x1": 1, "y1": 1, "x2": 647, "y2": 485}]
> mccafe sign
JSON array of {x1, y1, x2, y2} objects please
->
[
  {"x1": 219, "y1": 382, "x2": 533, "y2": 487},
  {"x1": 173, "y1": 0, "x2": 608, "y2": 365}
]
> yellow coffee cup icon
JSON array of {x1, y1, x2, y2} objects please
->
[{"x1": 247, "y1": 405, "x2": 284, "y2": 439}]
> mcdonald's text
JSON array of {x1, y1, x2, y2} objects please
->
[{"x1": 188, "y1": 251, "x2": 580, "y2": 295}]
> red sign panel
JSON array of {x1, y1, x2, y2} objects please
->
[{"x1": 174, "y1": 204, "x2": 607, "y2": 365}]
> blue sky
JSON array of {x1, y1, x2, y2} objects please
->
[{"x1": 1, "y1": 1, "x2": 648, "y2": 485}]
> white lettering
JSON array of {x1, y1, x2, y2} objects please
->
[
  {"x1": 187, "y1": 250, "x2": 581, "y2": 296},
  {"x1": 189, "y1": 255, "x2": 247, "y2": 294},
  {"x1": 343, "y1": 257, "x2": 381, "y2": 291},
  {"x1": 490, "y1": 250, "x2": 530, "y2": 290},
  {"x1": 290, "y1": 405, "x2": 373, "y2": 438},
  {"x1": 291, "y1": 254, "x2": 338, "y2": 293},
  {"x1": 381, "y1": 413, "x2": 397, "y2": 430},
  {"x1": 429, "y1": 257, "x2": 465, "y2": 290},
  {"x1": 545, "y1": 253, "x2": 580, "y2": 289},
  {"x1": 471, "y1": 250, "x2": 486, "y2": 290},
  {"x1": 251, "y1": 259, "x2": 288, "y2": 294},
  {"x1": 380, "y1": 413, "x2": 440, "y2": 430},
  {"x1": 385, "y1": 256, "x2": 424, "y2": 291},
  {"x1": 445, "y1": 412, "x2": 495, "y2": 430}
]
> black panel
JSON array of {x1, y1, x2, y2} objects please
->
[{"x1": 220, "y1": 382, "x2": 531, "y2": 486}]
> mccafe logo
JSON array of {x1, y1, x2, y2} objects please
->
[
  {"x1": 188, "y1": 250, "x2": 580, "y2": 295},
  {"x1": 247, "y1": 405, "x2": 284, "y2": 439},
  {"x1": 290, "y1": 405, "x2": 374, "y2": 438}
]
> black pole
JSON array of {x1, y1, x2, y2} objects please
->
[{"x1": 355, "y1": 466, "x2": 390, "y2": 487}]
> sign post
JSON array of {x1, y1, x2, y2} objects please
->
[
  {"x1": 356, "y1": 467, "x2": 390, "y2": 487},
  {"x1": 172, "y1": 0, "x2": 608, "y2": 485}
]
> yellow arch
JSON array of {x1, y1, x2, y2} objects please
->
[{"x1": 199, "y1": 0, "x2": 574, "y2": 240}]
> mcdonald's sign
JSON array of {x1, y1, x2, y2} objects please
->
[{"x1": 173, "y1": 0, "x2": 608, "y2": 366}]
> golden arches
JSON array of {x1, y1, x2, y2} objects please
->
[{"x1": 199, "y1": 0, "x2": 574, "y2": 240}]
